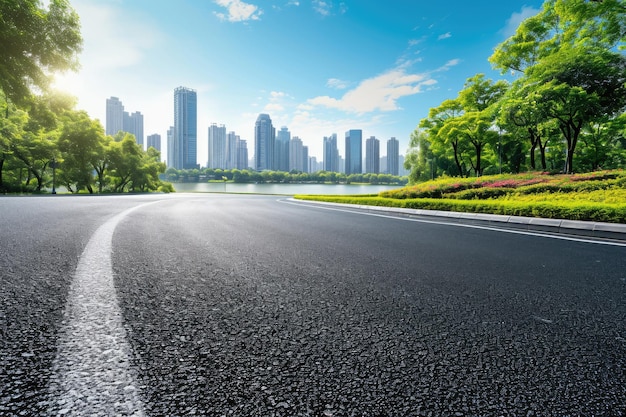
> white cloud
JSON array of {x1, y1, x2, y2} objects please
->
[
  {"x1": 307, "y1": 68, "x2": 436, "y2": 114},
  {"x1": 501, "y1": 6, "x2": 540, "y2": 38},
  {"x1": 326, "y1": 78, "x2": 349, "y2": 90},
  {"x1": 261, "y1": 91, "x2": 292, "y2": 114},
  {"x1": 312, "y1": 0, "x2": 346, "y2": 17},
  {"x1": 214, "y1": 0, "x2": 262, "y2": 22},
  {"x1": 312, "y1": 0, "x2": 331, "y2": 16},
  {"x1": 438, "y1": 59, "x2": 461, "y2": 71},
  {"x1": 438, "y1": 32, "x2": 452, "y2": 40}
]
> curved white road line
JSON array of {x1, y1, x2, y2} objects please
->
[{"x1": 48, "y1": 202, "x2": 160, "y2": 416}]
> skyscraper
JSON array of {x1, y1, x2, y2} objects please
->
[
  {"x1": 323, "y1": 134, "x2": 339, "y2": 173},
  {"x1": 106, "y1": 97, "x2": 143, "y2": 147},
  {"x1": 208, "y1": 123, "x2": 227, "y2": 169},
  {"x1": 254, "y1": 113, "x2": 275, "y2": 171},
  {"x1": 387, "y1": 137, "x2": 400, "y2": 176},
  {"x1": 289, "y1": 136, "x2": 304, "y2": 172},
  {"x1": 124, "y1": 111, "x2": 144, "y2": 148},
  {"x1": 366, "y1": 136, "x2": 380, "y2": 174},
  {"x1": 167, "y1": 126, "x2": 176, "y2": 167},
  {"x1": 275, "y1": 126, "x2": 291, "y2": 172},
  {"x1": 227, "y1": 131, "x2": 239, "y2": 170},
  {"x1": 236, "y1": 139, "x2": 249, "y2": 170},
  {"x1": 147, "y1": 133, "x2": 161, "y2": 152},
  {"x1": 345, "y1": 129, "x2": 362, "y2": 175},
  {"x1": 174, "y1": 87, "x2": 197, "y2": 169},
  {"x1": 106, "y1": 97, "x2": 124, "y2": 137}
]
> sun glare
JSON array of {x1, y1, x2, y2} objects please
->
[{"x1": 51, "y1": 71, "x2": 84, "y2": 97}]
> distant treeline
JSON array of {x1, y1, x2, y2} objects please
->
[{"x1": 162, "y1": 168, "x2": 409, "y2": 185}]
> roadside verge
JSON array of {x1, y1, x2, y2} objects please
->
[{"x1": 288, "y1": 198, "x2": 626, "y2": 242}]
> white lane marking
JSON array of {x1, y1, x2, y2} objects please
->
[
  {"x1": 280, "y1": 199, "x2": 626, "y2": 247},
  {"x1": 48, "y1": 202, "x2": 160, "y2": 416}
]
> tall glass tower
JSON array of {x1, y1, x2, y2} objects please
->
[
  {"x1": 275, "y1": 126, "x2": 291, "y2": 172},
  {"x1": 345, "y1": 129, "x2": 362, "y2": 175},
  {"x1": 323, "y1": 134, "x2": 339, "y2": 173},
  {"x1": 105, "y1": 97, "x2": 124, "y2": 136},
  {"x1": 387, "y1": 137, "x2": 399, "y2": 175},
  {"x1": 365, "y1": 136, "x2": 380, "y2": 174},
  {"x1": 254, "y1": 114, "x2": 275, "y2": 171},
  {"x1": 174, "y1": 87, "x2": 197, "y2": 169}
]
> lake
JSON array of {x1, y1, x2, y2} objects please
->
[{"x1": 172, "y1": 182, "x2": 403, "y2": 195}]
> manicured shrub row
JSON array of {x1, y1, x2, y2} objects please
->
[
  {"x1": 380, "y1": 170, "x2": 626, "y2": 200},
  {"x1": 295, "y1": 195, "x2": 626, "y2": 223}
]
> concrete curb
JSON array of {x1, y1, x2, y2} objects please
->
[{"x1": 290, "y1": 199, "x2": 626, "y2": 242}]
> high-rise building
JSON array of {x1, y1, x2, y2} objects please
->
[
  {"x1": 236, "y1": 139, "x2": 248, "y2": 170},
  {"x1": 147, "y1": 134, "x2": 161, "y2": 152},
  {"x1": 302, "y1": 145, "x2": 309, "y2": 174},
  {"x1": 345, "y1": 129, "x2": 362, "y2": 175},
  {"x1": 309, "y1": 156, "x2": 322, "y2": 173},
  {"x1": 289, "y1": 136, "x2": 304, "y2": 172},
  {"x1": 387, "y1": 137, "x2": 400, "y2": 176},
  {"x1": 254, "y1": 113, "x2": 275, "y2": 171},
  {"x1": 106, "y1": 97, "x2": 143, "y2": 147},
  {"x1": 124, "y1": 111, "x2": 144, "y2": 148},
  {"x1": 366, "y1": 136, "x2": 380, "y2": 174},
  {"x1": 105, "y1": 97, "x2": 124, "y2": 136},
  {"x1": 208, "y1": 123, "x2": 227, "y2": 169},
  {"x1": 227, "y1": 131, "x2": 239, "y2": 170},
  {"x1": 323, "y1": 134, "x2": 339, "y2": 172},
  {"x1": 167, "y1": 126, "x2": 176, "y2": 167},
  {"x1": 275, "y1": 126, "x2": 291, "y2": 172},
  {"x1": 173, "y1": 87, "x2": 197, "y2": 169}
]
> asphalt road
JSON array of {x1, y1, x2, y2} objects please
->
[{"x1": 1, "y1": 194, "x2": 625, "y2": 416}]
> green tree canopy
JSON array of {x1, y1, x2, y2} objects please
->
[
  {"x1": 490, "y1": 0, "x2": 626, "y2": 74},
  {"x1": 0, "y1": 0, "x2": 82, "y2": 105}
]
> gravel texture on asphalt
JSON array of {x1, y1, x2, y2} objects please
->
[{"x1": 111, "y1": 198, "x2": 626, "y2": 417}]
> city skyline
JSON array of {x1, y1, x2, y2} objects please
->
[
  {"x1": 106, "y1": 92, "x2": 401, "y2": 174},
  {"x1": 52, "y1": 0, "x2": 543, "y2": 164}
]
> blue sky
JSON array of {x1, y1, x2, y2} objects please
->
[{"x1": 53, "y1": 0, "x2": 544, "y2": 166}]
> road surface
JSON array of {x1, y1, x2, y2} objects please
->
[{"x1": 1, "y1": 194, "x2": 625, "y2": 416}]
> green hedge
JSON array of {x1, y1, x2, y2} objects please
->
[{"x1": 294, "y1": 195, "x2": 626, "y2": 223}]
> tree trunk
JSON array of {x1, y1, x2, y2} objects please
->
[
  {"x1": 0, "y1": 157, "x2": 4, "y2": 190},
  {"x1": 538, "y1": 139, "x2": 548, "y2": 170},
  {"x1": 474, "y1": 142, "x2": 482, "y2": 176},
  {"x1": 451, "y1": 140, "x2": 464, "y2": 177},
  {"x1": 528, "y1": 128, "x2": 538, "y2": 170}
]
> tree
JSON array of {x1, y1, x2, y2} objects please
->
[
  {"x1": 526, "y1": 46, "x2": 626, "y2": 172},
  {"x1": 419, "y1": 99, "x2": 467, "y2": 176},
  {"x1": 418, "y1": 75, "x2": 507, "y2": 178},
  {"x1": 404, "y1": 128, "x2": 435, "y2": 183},
  {"x1": 56, "y1": 110, "x2": 105, "y2": 193},
  {"x1": 130, "y1": 147, "x2": 167, "y2": 192},
  {"x1": 490, "y1": 0, "x2": 625, "y2": 74},
  {"x1": 10, "y1": 92, "x2": 76, "y2": 191},
  {"x1": 108, "y1": 133, "x2": 143, "y2": 192},
  {"x1": 0, "y1": 0, "x2": 82, "y2": 106},
  {"x1": 576, "y1": 114, "x2": 626, "y2": 170},
  {"x1": 0, "y1": 100, "x2": 28, "y2": 191},
  {"x1": 497, "y1": 79, "x2": 558, "y2": 170}
]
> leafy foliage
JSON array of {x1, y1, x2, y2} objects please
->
[
  {"x1": 0, "y1": 93, "x2": 171, "y2": 194},
  {"x1": 0, "y1": 0, "x2": 82, "y2": 105},
  {"x1": 406, "y1": 0, "x2": 626, "y2": 180}
]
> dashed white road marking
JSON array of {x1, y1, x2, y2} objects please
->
[{"x1": 48, "y1": 202, "x2": 160, "y2": 416}]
